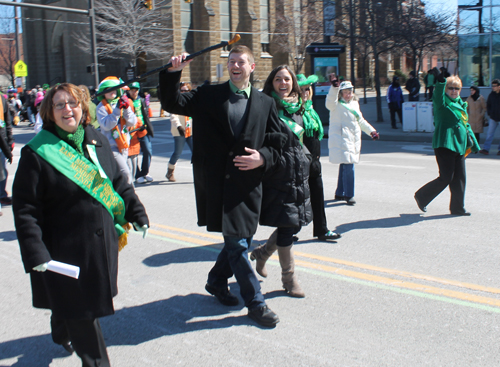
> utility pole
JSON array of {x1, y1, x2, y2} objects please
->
[
  {"x1": 349, "y1": 0, "x2": 355, "y2": 88},
  {"x1": 89, "y1": 0, "x2": 99, "y2": 87},
  {"x1": 13, "y1": 0, "x2": 20, "y2": 61}
]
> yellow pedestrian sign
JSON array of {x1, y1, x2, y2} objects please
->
[{"x1": 14, "y1": 60, "x2": 28, "y2": 77}]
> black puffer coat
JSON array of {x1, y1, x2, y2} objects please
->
[{"x1": 260, "y1": 112, "x2": 312, "y2": 228}]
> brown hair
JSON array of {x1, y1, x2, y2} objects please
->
[
  {"x1": 262, "y1": 65, "x2": 304, "y2": 115},
  {"x1": 40, "y1": 83, "x2": 90, "y2": 129},
  {"x1": 78, "y1": 84, "x2": 91, "y2": 102},
  {"x1": 228, "y1": 45, "x2": 255, "y2": 64}
]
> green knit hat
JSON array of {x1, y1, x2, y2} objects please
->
[
  {"x1": 97, "y1": 76, "x2": 123, "y2": 101},
  {"x1": 297, "y1": 74, "x2": 319, "y2": 87}
]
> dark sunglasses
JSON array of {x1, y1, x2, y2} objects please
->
[{"x1": 447, "y1": 87, "x2": 460, "y2": 91}]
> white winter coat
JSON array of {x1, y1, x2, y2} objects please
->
[{"x1": 326, "y1": 86, "x2": 375, "y2": 164}]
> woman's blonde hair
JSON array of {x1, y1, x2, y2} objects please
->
[{"x1": 446, "y1": 75, "x2": 462, "y2": 90}]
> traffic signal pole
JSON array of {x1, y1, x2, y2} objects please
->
[{"x1": 0, "y1": 0, "x2": 98, "y2": 86}]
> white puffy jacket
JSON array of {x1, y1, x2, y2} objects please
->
[{"x1": 326, "y1": 86, "x2": 375, "y2": 164}]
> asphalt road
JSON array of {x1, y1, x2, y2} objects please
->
[{"x1": 1, "y1": 118, "x2": 499, "y2": 366}]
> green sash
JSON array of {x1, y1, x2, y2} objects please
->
[
  {"x1": 339, "y1": 100, "x2": 360, "y2": 121},
  {"x1": 278, "y1": 109, "x2": 304, "y2": 145},
  {"x1": 27, "y1": 130, "x2": 128, "y2": 238}
]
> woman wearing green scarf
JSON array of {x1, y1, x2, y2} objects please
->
[
  {"x1": 251, "y1": 65, "x2": 312, "y2": 298},
  {"x1": 414, "y1": 70, "x2": 480, "y2": 216},
  {"x1": 298, "y1": 74, "x2": 341, "y2": 242},
  {"x1": 12, "y1": 83, "x2": 149, "y2": 365}
]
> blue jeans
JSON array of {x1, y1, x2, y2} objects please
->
[
  {"x1": 335, "y1": 163, "x2": 355, "y2": 198},
  {"x1": 483, "y1": 118, "x2": 500, "y2": 151},
  {"x1": 136, "y1": 135, "x2": 152, "y2": 178},
  {"x1": 27, "y1": 106, "x2": 36, "y2": 125},
  {"x1": 207, "y1": 236, "x2": 265, "y2": 310},
  {"x1": 169, "y1": 136, "x2": 193, "y2": 166}
]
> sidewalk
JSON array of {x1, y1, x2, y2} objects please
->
[{"x1": 148, "y1": 88, "x2": 500, "y2": 145}]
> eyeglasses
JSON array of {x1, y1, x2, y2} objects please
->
[
  {"x1": 447, "y1": 87, "x2": 460, "y2": 91},
  {"x1": 53, "y1": 100, "x2": 79, "y2": 110}
]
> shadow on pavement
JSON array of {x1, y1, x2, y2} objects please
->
[
  {"x1": 143, "y1": 244, "x2": 222, "y2": 267},
  {"x1": 0, "y1": 293, "x2": 257, "y2": 365},
  {"x1": 332, "y1": 213, "x2": 452, "y2": 234}
]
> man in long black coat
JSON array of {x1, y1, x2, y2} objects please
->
[{"x1": 160, "y1": 45, "x2": 285, "y2": 327}]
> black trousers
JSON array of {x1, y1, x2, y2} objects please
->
[
  {"x1": 389, "y1": 108, "x2": 403, "y2": 127},
  {"x1": 51, "y1": 314, "x2": 110, "y2": 367},
  {"x1": 309, "y1": 174, "x2": 329, "y2": 237},
  {"x1": 277, "y1": 226, "x2": 301, "y2": 247},
  {"x1": 414, "y1": 147, "x2": 466, "y2": 213}
]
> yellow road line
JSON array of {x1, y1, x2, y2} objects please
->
[
  {"x1": 149, "y1": 229, "x2": 216, "y2": 246},
  {"x1": 294, "y1": 251, "x2": 500, "y2": 295},
  {"x1": 147, "y1": 224, "x2": 500, "y2": 306},
  {"x1": 294, "y1": 258, "x2": 500, "y2": 308},
  {"x1": 152, "y1": 223, "x2": 223, "y2": 240}
]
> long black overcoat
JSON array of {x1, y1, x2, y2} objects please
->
[
  {"x1": 13, "y1": 126, "x2": 149, "y2": 319},
  {"x1": 160, "y1": 71, "x2": 285, "y2": 237}
]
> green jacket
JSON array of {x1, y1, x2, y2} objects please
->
[{"x1": 432, "y1": 81, "x2": 480, "y2": 155}]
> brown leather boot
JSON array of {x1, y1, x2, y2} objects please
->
[
  {"x1": 166, "y1": 165, "x2": 176, "y2": 182},
  {"x1": 277, "y1": 244, "x2": 305, "y2": 297},
  {"x1": 250, "y1": 229, "x2": 278, "y2": 278}
]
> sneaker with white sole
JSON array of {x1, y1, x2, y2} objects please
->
[
  {"x1": 145, "y1": 175, "x2": 154, "y2": 182},
  {"x1": 136, "y1": 177, "x2": 147, "y2": 184}
]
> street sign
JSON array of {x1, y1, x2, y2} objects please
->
[
  {"x1": 15, "y1": 77, "x2": 22, "y2": 87},
  {"x1": 14, "y1": 60, "x2": 28, "y2": 77}
]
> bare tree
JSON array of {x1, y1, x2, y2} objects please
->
[
  {"x1": 397, "y1": 1, "x2": 455, "y2": 74},
  {"x1": 272, "y1": 0, "x2": 324, "y2": 74},
  {"x1": 0, "y1": 14, "x2": 16, "y2": 86},
  {"x1": 74, "y1": 0, "x2": 172, "y2": 71},
  {"x1": 337, "y1": 0, "x2": 404, "y2": 122}
]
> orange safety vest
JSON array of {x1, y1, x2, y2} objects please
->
[
  {"x1": 129, "y1": 100, "x2": 148, "y2": 139},
  {"x1": 185, "y1": 116, "x2": 192, "y2": 138},
  {"x1": 102, "y1": 99, "x2": 129, "y2": 152}
]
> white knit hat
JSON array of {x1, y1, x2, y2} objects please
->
[{"x1": 339, "y1": 81, "x2": 353, "y2": 90}]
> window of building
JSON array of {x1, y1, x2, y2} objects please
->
[
  {"x1": 221, "y1": 0, "x2": 231, "y2": 47},
  {"x1": 181, "y1": 1, "x2": 192, "y2": 52},
  {"x1": 260, "y1": 0, "x2": 270, "y2": 53}
]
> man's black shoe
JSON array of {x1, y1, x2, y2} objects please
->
[
  {"x1": 248, "y1": 305, "x2": 279, "y2": 327},
  {"x1": 334, "y1": 195, "x2": 344, "y2": 201},
  {"x1": 205, "y1": 283, "x2": 239, "y2": 306}
]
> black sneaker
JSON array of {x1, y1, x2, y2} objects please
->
[
  {"x1": 205, "y1": 283, "x2": 239, "y2": 306},
  {"x1": 450, "y1": 211, "x2": 471, "y2": 216},
  {"x1": 414, "y1": 194, "x2": 427, "y2": 213},
  {"x1": 248, "y1": 305, "x2": 279, "y2": 327}
]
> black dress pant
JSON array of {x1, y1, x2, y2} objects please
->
[
  {"x1": 51, "y1": 314, "x2": 110, "y2": 367},
  {"x1": 389, "y1": 108, "x2": 403, "y2": 127},
  {"x1": 309, "y1": 174, "x2": 328, "y2": 237},
  {"x1": 415, "y1": 147, "x2": 466, "y2": 213}
]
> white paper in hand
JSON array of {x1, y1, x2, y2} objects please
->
[{"x1": 47, "y1": 260, "x2": 80, "y2": 279}]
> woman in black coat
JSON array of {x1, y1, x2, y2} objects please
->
[
  {"x1": 251, "y1": 65, "x2": 312, "y2": 298},
  {"x1": 12, "y1": 83, "x2": 149, "y2": 367}
]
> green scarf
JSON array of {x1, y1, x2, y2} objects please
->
[
  {"x1": 444, "y1": 94, "x2": 468, "y2": 125},
  {"x1": 271, "y1": 91, "x2": 304, "y2": 144},
  {"x1": 28, "y1": 129, "x2": 131, "y2": 250},
  {"x1": 302, "y1": 99, "x2": 324, "y2": 140},
  {"x1": 55, "y1": 124, "x2": 84, "y2": 155},
  {"x1": 107, "y1": 97, "x2": 119, "y2": 106}
]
